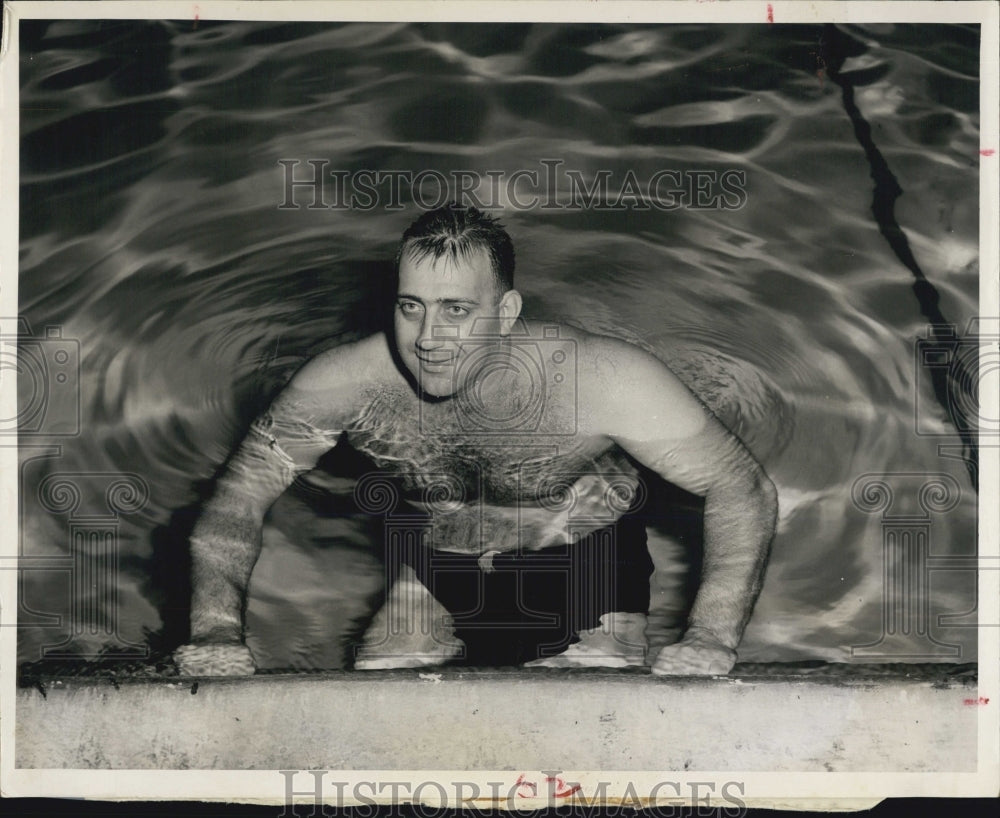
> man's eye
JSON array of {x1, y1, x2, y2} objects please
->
[
  {"x1": 398, "y1": 301, "x2": 421, "y2": 315},
  {"x1": 447, "y1": 305, "x2": 470, "y2": 318}
]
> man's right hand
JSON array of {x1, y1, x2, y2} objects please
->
[
  {"x1": 184, "y1": 359, "x2": 349, "y2": 680},
  {"x1": 173, "y1": 643, "x2": 256, "y2": 677}
]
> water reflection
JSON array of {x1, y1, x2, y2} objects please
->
[{"x1": 16, "y1": 21, "x2": 979, "y2": 669}]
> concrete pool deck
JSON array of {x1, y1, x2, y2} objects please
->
[{"x1": 14, "y1": 665, "x2": 980, "y2": 771}]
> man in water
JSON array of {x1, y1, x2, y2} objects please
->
[{"x1": 174, "y1": 205, "x2": 777, "y2": 677}]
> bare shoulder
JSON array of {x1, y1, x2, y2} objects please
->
[
  {"x1": 287, "y1": 333, "x2": 396, "y2": 392},
  {"x1": 568, "y1": 328, "x2": 678, "y2": 393},
  {"x1": 521, "y1": 320, "x2": 670, "y2": 393},
  {"x1": 565, "y1": 327, "x2": 708, "y2": 441},
  {"x1": 579, "y1": 332, "x2": 662, "y2": 381},
  {"x1": 269, "y1": 333, "x2": 399, "y2": 425}
]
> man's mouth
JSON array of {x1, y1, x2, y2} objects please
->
[{"x1": 416, "y1": 353, "x2": 454, "y2": 367}]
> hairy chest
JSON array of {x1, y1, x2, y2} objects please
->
[{"x1": 344, "y1": 387, "x2": 632, "y2": 507}]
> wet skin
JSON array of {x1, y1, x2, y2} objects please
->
[{"x1": 177, "y1": 250, "x2": 778, "y2": 676}]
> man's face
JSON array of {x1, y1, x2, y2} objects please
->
[{"x1": 394, "y1": 247, "x2": 506, "y2": 398}]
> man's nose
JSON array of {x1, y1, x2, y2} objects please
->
[
  {"x1": 415, "y1": 314, "x2": 439, "y2": 350},
  {"x1": 415, "y1": 315, "x2": 457, "y2": 350}
]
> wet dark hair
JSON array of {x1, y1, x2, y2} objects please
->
[{"x1": 396, "y1": 204, "x2": 515, "y2": 296}]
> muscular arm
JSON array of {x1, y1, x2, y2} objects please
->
[
  {"x1": 635, "y1": 420, "x2": 777, "y2": 672},
  {"x1": 585, "y1": 339, "x2": 778, "y2": 675},
  {"x1": 175, "y1": 355, "x2": 352, "y2": 675}
]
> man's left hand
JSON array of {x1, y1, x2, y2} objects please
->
[{"x1": 650, "y1": 627, "x2": 737, "y2": 676}]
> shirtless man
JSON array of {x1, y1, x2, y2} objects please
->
[{"x1": 174, "y1": 206, "x2": 777, "y2": 677}]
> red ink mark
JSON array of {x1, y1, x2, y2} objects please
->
[
  {"x1": 193, "y1": 4, "x2": 200, "y2": 30},
  {"x1": 964, "y1": 696, "x2": 990, "y2": 705},
  {"x1": 811, "y1": 52, "x2": 827, "y2": 88},
  {"x1": 767, "y1": 4, "x2": 774, "y2": 23},
  {"x1": 515, "y1": 774, "x2": 537, "y2": 798},
  {"x1": 514, "y1": 774, "x2": 581, "y2": 800},
  {"x1": 545, "y1": 776, "x2": 582, "y2": 798},
  {"x1": 981, "y1": 149, "x2": 996, "y2": 157}
]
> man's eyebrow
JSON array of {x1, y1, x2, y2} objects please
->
[{"x1": 396, "y1": 294, "x2": 480, "y2": 306}]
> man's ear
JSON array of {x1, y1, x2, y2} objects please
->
[{"x1": 497, "y1": 289, "x2": 523, "y2": 336}]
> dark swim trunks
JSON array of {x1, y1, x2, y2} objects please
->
[{"x1": 391, "y1": 513, "x2": 653, "y2": 666}]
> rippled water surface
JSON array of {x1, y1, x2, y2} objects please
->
[{"x1": 16, "y1": 20, "x2": 981, "y2": 668}]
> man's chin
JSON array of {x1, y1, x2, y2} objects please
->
[
  {"x1": 419, "y1": 384, "x2": 458, "y2": 399},
  {"x1": 414, "y1": 369, "x2": 458, "y2": 398}
]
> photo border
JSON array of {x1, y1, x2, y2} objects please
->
[{"x1": 1, "y1": 0, "x2": 997, "y2": 806}]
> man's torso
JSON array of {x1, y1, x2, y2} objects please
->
[{"x1": 295, "y1": 325, "x2": 644, "y2": 555}]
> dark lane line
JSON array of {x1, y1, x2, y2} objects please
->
[{"x1": 820, "y1": 24, "x2": 979, "y2": 490}]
